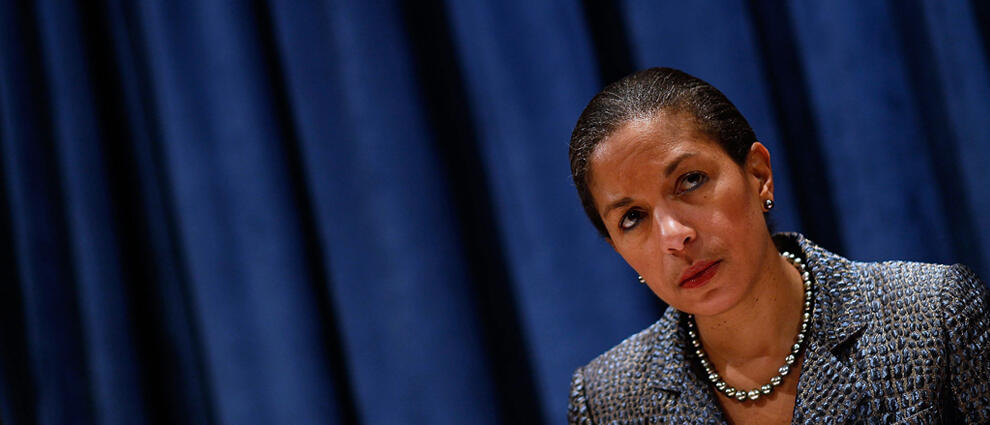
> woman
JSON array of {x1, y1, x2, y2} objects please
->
[{"x1": 566, "y1": 68, "x2": 990, "y2": 424}]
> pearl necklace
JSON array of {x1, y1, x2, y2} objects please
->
[{"x1": 687, "y1": 251, "x2": 813, "y2": 402}]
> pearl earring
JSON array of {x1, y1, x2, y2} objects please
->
[
  {"x1": 637, "y1": 275, "x2": 647, "y2": 285},
  {"x1": 763, "y1": 199, "x2": 774, "y2": 211}
]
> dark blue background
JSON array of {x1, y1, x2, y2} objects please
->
[{"x1": 1, "y1": 1, "x2": 989, "y2": 424}]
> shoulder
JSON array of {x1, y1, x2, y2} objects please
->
[
  {"x1": 572, "y1": 314, "x2": 669, "y2": 391},
  {"x1": 853, "y1": 260, "x2": 986, "y2": 310},
  {"x1": 789, "y1": 237, "x2": 990, "y2": 420},
  {"x1": 932, "y1": 263, "x2": 989, "y2": 348},
  {"x1": 937, "y1": 263, "x2": 988, "y2": 313},
  {"x1": 838, "y1": 260, "x2": 986, "y2": 336},
  {"x1": 569, "y1": 309, "x2": 680, "y2": 421},
  {"x1": 858, "y1": 261, "x2": 990, "y2": 422}
]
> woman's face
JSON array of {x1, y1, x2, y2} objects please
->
[{"x1": 588, "y1": 112, "x2": 775, "y2": 317}]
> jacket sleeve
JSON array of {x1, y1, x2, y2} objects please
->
[
  {"x1": 942, "y1": 264, "x2": 990, "y2": 423},
  {"x1": 568, "y1": 367, "x2": 595, "y2": 425}
]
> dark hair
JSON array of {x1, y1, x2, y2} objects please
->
[{"x1": 569, "y1": 67, "x2": 757, "y2": 238}]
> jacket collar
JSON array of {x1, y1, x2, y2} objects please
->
[
  {"x1": 643, "y1": 233, "x2": 868, "y2": 423},
  {"x1": 788, "y1": 233, "x2": 867, "y2": 424},
  {"x1": 644, "y1": 307, "x2": 726, "y2": 422}
]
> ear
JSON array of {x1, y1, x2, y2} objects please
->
[{"x1": 746, "y1": 142, "x2": 774, "y2": 202}]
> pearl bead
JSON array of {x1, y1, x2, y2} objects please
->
[{"x1": 690, "y1": 251, "x2": 812, "y2": 403}]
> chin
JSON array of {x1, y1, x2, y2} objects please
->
[
  {"x1": 683, "y1": 304, "x2": 731, "y2": 318},
  {"x1": 674, "y1": 289, "x2": 739, "y2": 318}
]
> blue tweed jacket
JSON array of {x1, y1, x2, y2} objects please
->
[{"x1": 568, "y1": 233, "x2": 990, "y2": 424}]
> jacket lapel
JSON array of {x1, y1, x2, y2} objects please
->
[
  {"x1": 790, "y1": 235, "x2": 868, "y2": 424},
  {"x1": 642, "y1": 234, "x2": 870, "y2": 424},
  {"x1": 644, "y1": 309, "x2": 727, "y2": 424}
]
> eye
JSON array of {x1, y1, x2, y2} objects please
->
[
  {"x1": 619, "y1": 209, "x2": 645, "y2": 231},
  {"x1": 676, "y1": 171, "x2": 708, "y2": 194}
]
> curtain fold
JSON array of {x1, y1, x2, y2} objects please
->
[
  {"x1": 1, "y1": 1, "x2": 988, "y2": 424},
  {"x1": 267, "y1": 1, "x2": 503, "y2": 423},
  {"x1": 443, "y1": 1, "x2": 664, "y2": 419}
]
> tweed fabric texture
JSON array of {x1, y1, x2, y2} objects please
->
[{"x1": 568, "y1": 233, "x2": 990, "y2": 424}]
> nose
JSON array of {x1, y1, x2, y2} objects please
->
[{"x1": 654, "y1": 210, "x2": 695, "y2": 254}]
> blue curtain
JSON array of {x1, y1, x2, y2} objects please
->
[{"x1": 1, "y1": 1, "x2": 989, "y2": 424}]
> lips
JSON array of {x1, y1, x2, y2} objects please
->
[{"x1": 679, "y1": 260, "x2": 720, "y2": 289}]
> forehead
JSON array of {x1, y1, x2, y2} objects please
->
[{"x1": 589, "y1": 112, "x2": 719, "y2": 176}]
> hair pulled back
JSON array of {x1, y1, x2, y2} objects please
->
[{"x1": 569, "y1": 67, "x2": 757, "y2": 237}]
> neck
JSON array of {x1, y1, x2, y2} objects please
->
[{"x1": 693, "y1": 239, "x2": 805, "y2": 362}]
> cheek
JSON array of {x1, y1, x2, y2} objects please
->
[
  {"x1": 613, "y1": 240, "x2": 668, "y2": 292},
  {"x1": 716, "y1": 187, "x2": 768, "y2": 268},
  {"x1": 710, "y1": 180, "x2": 759, "y2": 226},
  {"x1": 614, "y1": 241, "x2": 655, "y2": 274},
  {"x1": 691, "y1": 187, "x2": 763, "y2": 256}
]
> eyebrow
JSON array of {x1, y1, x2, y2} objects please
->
[
  {"x1": 601, "y1": 152, "x2": 697, "y2": 217},
  {"x1": 664, "y1": 152, "x2": 696, "y2": 177},
  {"x1": 602, "y1": 197, "x2": 634, "y2": 217}
]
